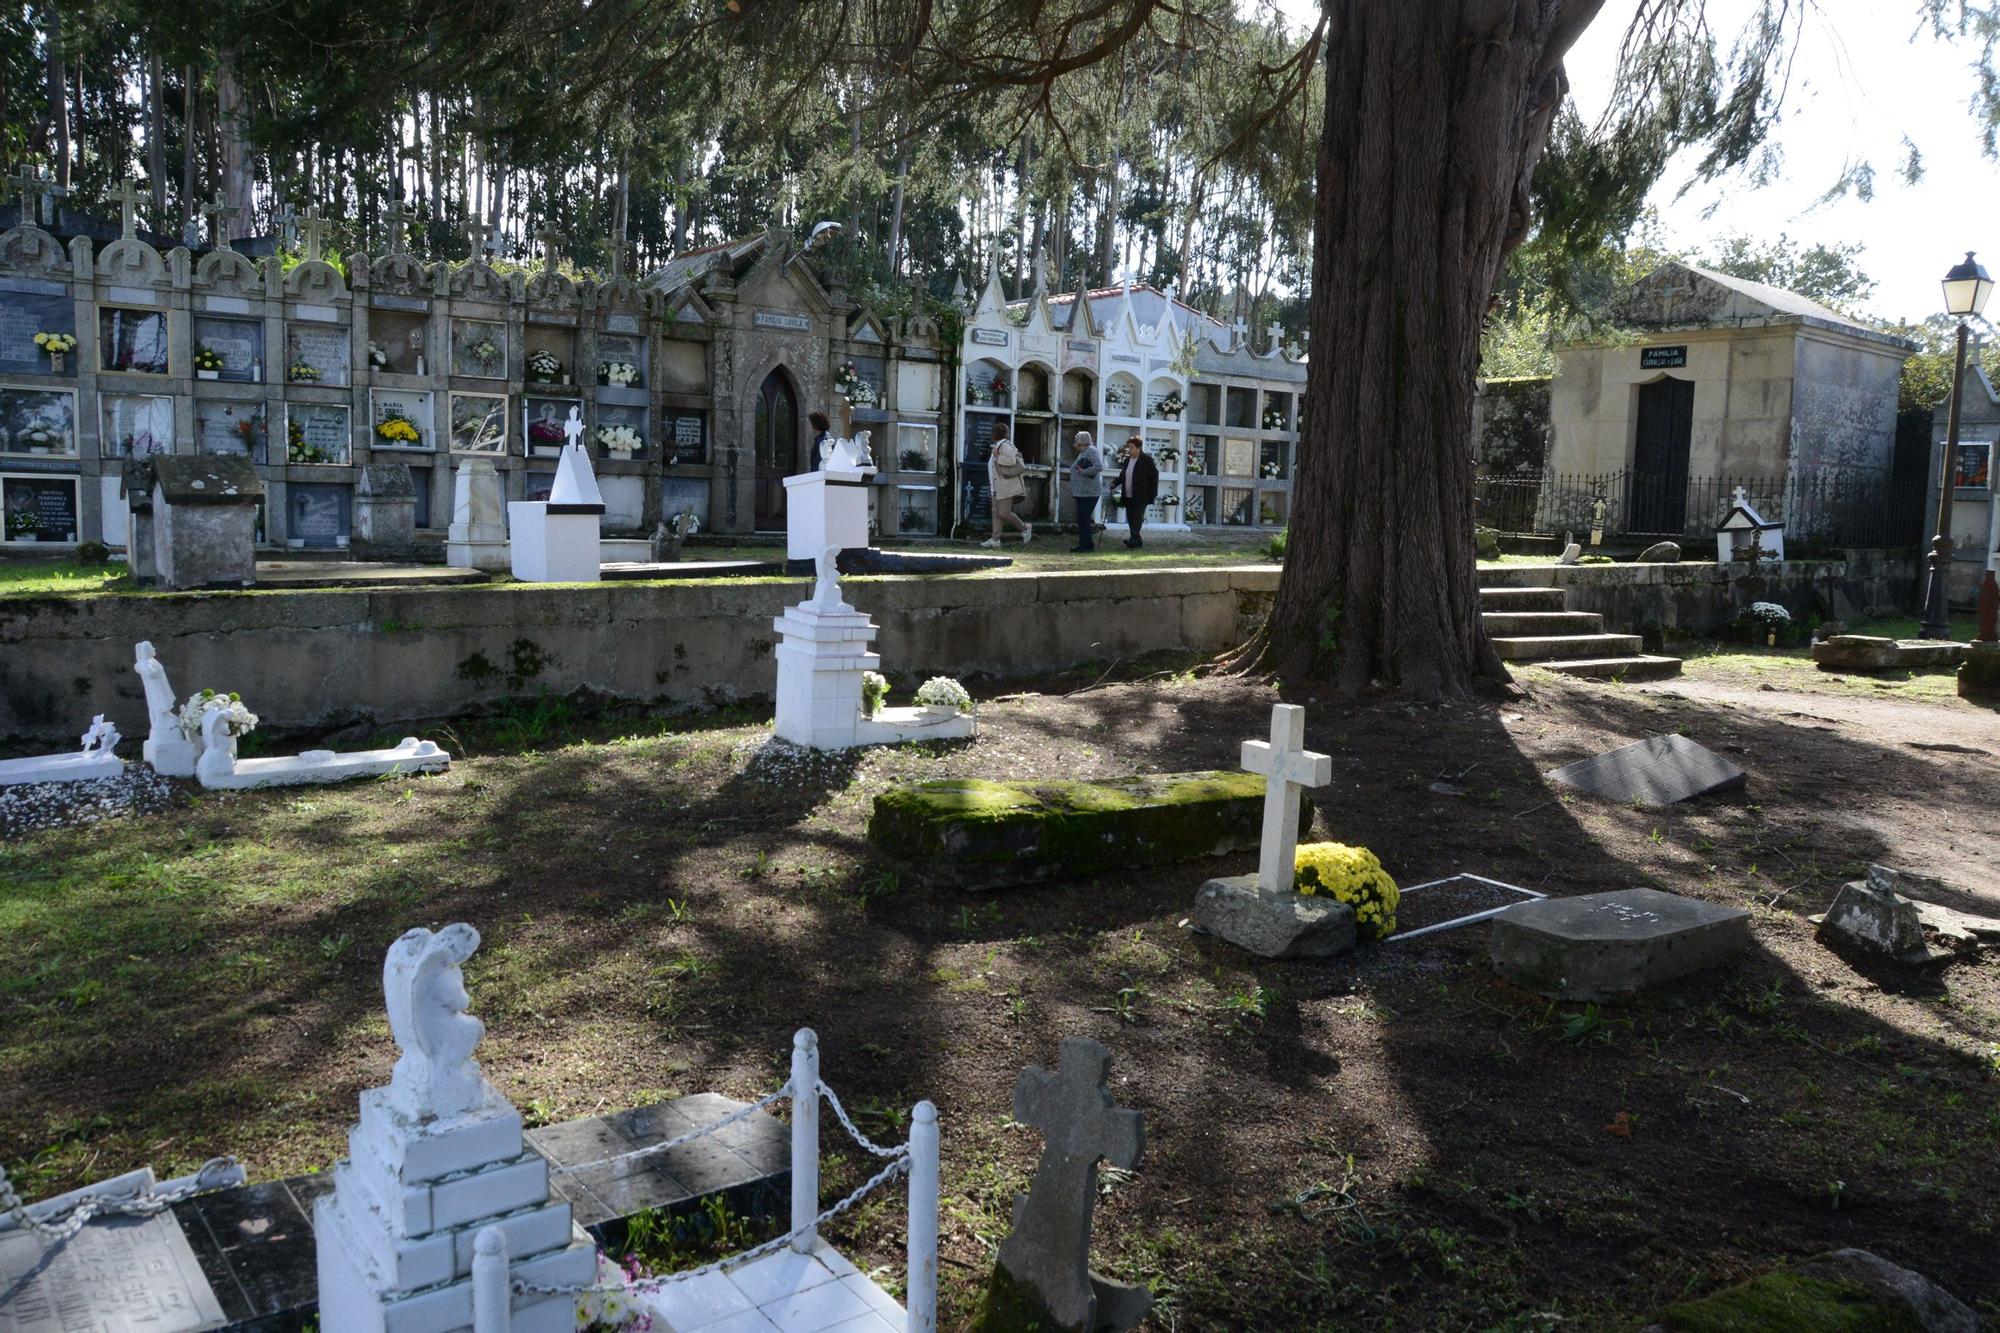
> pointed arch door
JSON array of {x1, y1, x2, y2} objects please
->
[{"x1": 753, "y1": 368, "x2": 801, "y2": 530}]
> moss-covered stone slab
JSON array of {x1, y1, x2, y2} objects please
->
[
  {"x1": 868, "y1": 771, "x2": 1293, "y2": 889},
  {"x1": 1638, "y1": 1248, "x2": 1978, "y2": 1332}
]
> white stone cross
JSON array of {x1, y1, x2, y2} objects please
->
[
  {"x1": 297, "y1": 205, "x2": 330, "y2": 262},
  {"x1": 1241, "y1": 703, "x2": 1331, "y2": 896},
  {"x1": 110, "y1": 177, "x2": 146, "y2": 238}
]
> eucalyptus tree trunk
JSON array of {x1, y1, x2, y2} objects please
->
[
  {"x1": 886, "y1": 143, "x2": 908, "y2": 276},
  {"x1": 180, "y1": 64, "x2": 196, "y2": 224},
  {"x1": 1243, "y1": 0, "x2": 1602, "y2": 697},
  {"x1": 216, "y1": 50, "x2": 253, "y2": 224},
  {"x1": 146, "y1": 56, "x2": 165, "y2": 216},
  {"x1": 41, "y1": 2, "x2": 70, "y2": 190}
]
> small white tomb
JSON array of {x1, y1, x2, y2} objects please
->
[
  {"x1": 1715, "y1": 486, "x2": 1785, "y2": 564},
  {"x1": 784, "y1": 434, "x2": 876, "y2": 564},
  {"x1": 773, "y1": 547, "x2": 975, "y2": 750},
  {"x1": 509, "y1": 412, "x2": 604, "y2": 582},
  {"x1": 0, "y1": 715, "x2": 123, "y2": 786},
  {"x1": 195, "y1": 713, "x2": 449, "y2": 791},
  {"x1": 316, "y1": 925, "x2": 594, "y2": 1333}
]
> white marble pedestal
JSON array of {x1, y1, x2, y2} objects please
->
[
  {"x1": 0, "y1": 748, "x2": 123, "y2": 785},
  {"x1": 446, "y1": 458, "x2": 510, "y2": 571},
  {"x1": 783, "y1": 467, "x2": 873, "y2": 563},
  {"x1": 772, "y1": 600, "x2": 974, "y2": 750},
  {"x1": 143, "y1": 733, "x2": 200, "y2": 779}
]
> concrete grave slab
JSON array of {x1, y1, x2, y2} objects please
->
[
  {"x1": 0, "y1": 1210, "x2": 227, "y2": 1333},
  {"x1": 1490, "y1": 887, "x2": 1751, "y2": 1000},
  {"x1": 1545, "y1": 734, "x2": 1745, "y2": 806}
]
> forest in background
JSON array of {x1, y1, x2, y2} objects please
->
[{"x1": 0, "y1": 1, "x2": 1318, "y2": 333}]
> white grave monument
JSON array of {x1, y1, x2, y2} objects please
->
[
  {"x1": 508, "y1": 411, "x2": 604, "y2": 582},
  {"x1": 316, "y1": 925, "x2": 594, "y2": 1333},
  {"x1": 1715, "y1": 486, "x2": 1785, "y2": 564},
  {"x1": 784, "y1": 431, "x2": 877, "y2": 564},
  {"x1": 195, "y1": 711, "x2": 450, "y2": 790},
  {"x1": 446, "y1": 457, "x2": 510, "y2": 571},
  {"x1": 0, "y1": 715, "x2": 123, "y2": 786},
  {"x1": 1191, "y1": 704, "x2": 1351, "y2": 958},
  {"x1": 135, "y1": 640, "x2": 200, "y2": 776},
  {"x1": 772, "y1": 546, "x2": 976, "y2": 749}
]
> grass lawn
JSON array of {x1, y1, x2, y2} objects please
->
[
  {"x1": 3, "y1": 670, "x2": 1996, "y2": 1327},
  {"x1": 1678, "y1": 613, "x2": 1983, "y2": 704},
  {"x1": 0, "y1": 558, "x2": 131, "y2": 596}
]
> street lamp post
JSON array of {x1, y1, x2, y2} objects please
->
[{"x1": 1921, "y1": 251, "x2": 1995, "y2": 639}]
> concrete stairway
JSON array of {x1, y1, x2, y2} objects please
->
[{"x1": 1480, "y1": 586, "x2": 1682, "y2": 681}]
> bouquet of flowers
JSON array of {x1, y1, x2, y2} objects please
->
[
  {"x1": 1262, "y1": 406, "x2": 1288, "y2": 430},
  {"x1": 1261, "y1": 460, "x2": 1282, "y2": 479},
  {"x1": 665, "y1": 510, "x2": 699, "y2": 536},
  {"x1": 234, "y1": 417, "x2": 263, "y2": 453},
  {"x1": 601, "y1": 360, "x2": 639, "y2": 387},
  {"x1": 20, "y1": 423, "x2": 63, "y2": 451},
  {"x1": 861, "y1": 670, "x2": 890, "y2": 717},
  {"x1": 833, "y1": 361, "x2": 876, "y2": 405},
  {"x1": 529, "y1": 415, "x2": 566, "y2": 447},
  {"x1": 527, "y1": 348, "x2": 563, "y2": 382},
  {"x1": 899, "y1": 448, "x2": 930, "y2": 471},
  {"x1": 967, "y1": 382, "x2": 993, "y2": 406},
  {"x1": 32, "y1": 331, "x2": 77, "y2": 356},
  {"x1": 367, "y1": 341, "x2": 392, "y2": 371},
  {"x1": 597, "y1": 424, "x2": 642, "y2": 456},
  {"x1": 6, "y1": 508, "x2": 43, "y2": 538},
  {"x1": 576, "y1": 1252, "x2": 653, "y2": 1333},
  {"x1": 375, "y1": 412, "x2": 422, "y2": 446},
  {"x1": 1294, "y1": 842, "x2": 1399, "y2": 940},
  {"x1": 913, "y1": 675, "x2": 972, "y2": 714},
  {"x1": 1748, "y1": 602, "x2": 1792, "y2": 628},
  {"x1": 288, "y1": 360, "x2": 322, "y2": 382},
  {"x1": 287, "y1": 416, "x2": 329, "y2": 465},
  {"x1": 177, "y1": 689, "x2": 258, "y2": 743},
  {"x1": 193, "y1": 345, "x2": 226, "y2": 374},
  {"x1": 1154, "y1": 446, "x2": 1178, "y2": 467},
  {"x1": 1103, "y1": 384, "x2": 1131, "y2": 412},
  {"x1": 1183, "y1": 492, "x2": 1207, "y2": 523},
  {"x1": 1154, "y1": 391, "x2": 1185, "y2": 420},
  {"x1": 468, "y1": 336, "x2": 501, "y2": 371},
  {"x1": 1159, "y1": 492, "x2": 1181, "y2": 510}
]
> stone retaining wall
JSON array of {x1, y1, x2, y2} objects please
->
[
  {"x1": 0, "y1": 566, "x2": 1281, "y2": 742},
  {"x1": 1479, "y1": 550, "x2": 1921, "y2": 633}
]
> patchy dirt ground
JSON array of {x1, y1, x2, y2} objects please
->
[{"x1": 2, "y1": 664, "x2": 1997, "y2": 1330}]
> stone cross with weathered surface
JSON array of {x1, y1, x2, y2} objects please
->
[
  {"x1": 110, "y1": 176, "x2": 147, "y2": 238},
  {"x1": 1242, "y1": 703, "x2": 1332, "y2": 895},
  {"x1": 297, "y1": 205, "x2": 330, "y2": 262},
  {"x1": 989, "y1": 1038, "x2": 1150, "y2": 1333},
  {"x1": 7, "y1": 168, "x2": 46, "y2": 226},
  {"x1": 535, "y1": 224, "x2": 565, "y2": 267},
  {"x1": 464, "y1": 220, "x2": 492, "y2": 259},
  {"x1": 201, "y1": 191, "x2": 239, "y2": 250},
  {"x1": 384, "y1": 200, "x2": 416, "y2": 255}
]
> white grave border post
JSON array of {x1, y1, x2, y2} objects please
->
[{"x1": 1240, "y1": 703, "x2": 1333, "y2": 895}]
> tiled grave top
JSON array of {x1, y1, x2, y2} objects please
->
[
  {"x1": 641, "y1": 1237, "x2": 905, "y2": 1333},
  {"x1": 0, "y1": 1093, "x2": 787, "y2": 1333},
  {"x1": 1545, "y1": 734, "x2": 1745, "y2": 806}
]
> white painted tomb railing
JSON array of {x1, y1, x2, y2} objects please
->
[{"x1": 482, "y1": 1029, "x2": 939, "y2": 1333}]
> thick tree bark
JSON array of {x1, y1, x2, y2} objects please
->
[
  {"x1": 180, "y1": 64, "x2": 196, "y2": 227},
  {"x1": 41, "y1": 2, "x2": 70, "y2": 190},
  {"x1": 1243, "y1": 0, "x2": 1601, "y2": 698},
  {"x1": 216, "y1": 50, "x2": 253, "y2": 224}
]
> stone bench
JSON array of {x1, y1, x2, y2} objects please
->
[{"x1": 868, "y1": 771, "x2": 1292, "y2": 890}]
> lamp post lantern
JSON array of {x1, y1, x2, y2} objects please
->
[{"x1": 1921, "y1": 251, "x2": 1994, "y2": 639}]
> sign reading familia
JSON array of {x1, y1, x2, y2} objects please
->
[
  {"x1": 753, "y1": 310, "x2": 811, "y2": 332},
  {"x1": 1640, "y1": 345, "x2": 1688, "y2": 369}
]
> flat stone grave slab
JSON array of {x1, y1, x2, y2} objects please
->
[
  {"x1": 1813, "y1": 635, "x2": 1965, "y2": 672},
  {"x1": 1490, "y1": 887, "x2": 1750, "y2": 1000},
  {"x1": 869, "y1": 771, "x2": 1293, "y2": 890},
  {"x1": 601, "y1": 559, "x2": 784, "y2": 580},
  {"x1": 1388, "y1": 873, "x2": 1546, "y2": 941},
  {"x1": 253, "y1": 560, "x2": 488, "y2": 588},
  {"x1": 1545, "y1": 734, "x2": 1745, "y2": 806},
  {"x1": 0, "y1": 1093, "x2": 785, "y2": 1332},
  {"x1": 1, "y1": 1209, "x2": 227, "y2": 1333}
]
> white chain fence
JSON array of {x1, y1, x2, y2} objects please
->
[{"x1": 0, "y1": 1156, "x2": 243, "y2": 1246}]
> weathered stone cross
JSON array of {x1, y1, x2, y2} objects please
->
[
  {"x1": 1242, "y1": 702, "x2": 1332, "y2": 895},
  {"x1": 109, "y1": 176, "x2": 147, "y2": 238},
  {"x1": 463, "y1": 220, "x2": 492, "y2": 260},
  {"x1": 384, "y1": 200, "x2": 416, "y2": 255},
  {"x1": 535, "y1": 224, "x2": 565, "y2": 268},
  {"x1": 7, "y1": 168, "x2": 46, "y2": 227},
  {"x1": 297, "y1": 206, "x2": 330, "y2": 262},
  {"x1": 201, "y1": 191, "x2": 239, "y2": 250},
  {"x1": 994, "y1": 1038, "x2": 1150, "y2": 1333}
]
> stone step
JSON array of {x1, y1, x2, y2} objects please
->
[
  {"x1": 1533, "y1": 654, "x2": 1685, "y2": 682},
  {"x1": 1482, "y1": 610, "x2": 1604, "y2": 637},
  {"x1": 1478, "y1": 586, "x2": 1566, "y2": 612},
  {"x1": 1491, "y1": 633, "x2": 1644, "y2": 662}
]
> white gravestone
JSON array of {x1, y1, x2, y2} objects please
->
[
  {"x1": 1714, "y1": 485, "x2": 1785, "y2": 564},
  {"x1": 0, "y1": 715, "x2": 123, "y2": 786},
  {"x1": 194, "y1": 709, "x2": 449, "y2": 790},
  {"x1": 785, "y1": 436, "x2": 876, "y2": 562},
  {"x1": 135, "y1": 641, "x2": 201, "y2": 777},
  {"x1": 316, "y1": 925, "x2": 594, "y2": 1333},
  {"x1": 772, "y1": 546, "x2": 975, "y2": 750},
  {"x1": 509, "y1": 425, "x2": 604, "y2": 583},
  {"x1": 1191, "y1": 704, "x2": 1352, "y2": 959},
  {"x1": 446, "y1": 457, "x2": 509, "y2": 571}
]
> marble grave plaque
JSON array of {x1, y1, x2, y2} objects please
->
[
  {"x1": 0, "y1": 280, "x2": 73, "y2": 377},
  {"x1": 0, "y1": 1212, "x2": 227, "y2": 1333}
]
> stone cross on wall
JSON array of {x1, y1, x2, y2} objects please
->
[
  {"x1": 384, "y1": 200, "x2": 416, "y2": 255},
  {"x1": 7, "y1": 168, "x2": 46, "y2": 227},
  {"x1": 464, "y1": 220, "x2": 492, "y2": 260},
  {"x1": 109, "y1": 177, "x2": 147, "y2": 238},
  {"x1": 536, "y1": 224, "x2": 565, "y2": 268},
  {"x1": 1242, "y1": 703, "x2": 1332, "y2": 895},
  {"x1": 1266, "y1": 321, "x2": 1284, "y2": 354},
  {"x1": 201, "y1": 191, "x2": 239, "y2": 250},
  {"x1": 1654, "y1": 278, "x2": 1694, "y2": 322},
  {"x1": 993, "y1": 1038, "x2": 1151, "y2": 1333},
  {"x1": 297, "y1": 206, "x2": 330, "y2": 262},
  {"x1": 275, "y1": 204, "x2": 298, "y2": 249}
]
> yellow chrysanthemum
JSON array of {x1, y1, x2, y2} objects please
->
[{"x1": 1294, "y1": 842, "x2": 1399, "y2": 940}]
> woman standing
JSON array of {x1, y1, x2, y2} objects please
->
[{"x1": 982, "y1": 424, "x2": 1032, "y2": 547}]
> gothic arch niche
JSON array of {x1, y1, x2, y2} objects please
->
[{"x1": 752, "y1": 364, "x2": 803, "y2": 531}]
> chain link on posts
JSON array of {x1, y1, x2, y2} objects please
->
[
  {"x1": 511, "y1": 1152, "x2": 910, "y2": 1300},
  {"x1": 0, "y1": 1157, "x2": 242, "y2": 1247},
  {"x1": 550, "y1": 1084, "x2": 792, "y2": 1177},
  {"x1": 815, "y1": 1080, "x2": 906, "y2": 1160}
]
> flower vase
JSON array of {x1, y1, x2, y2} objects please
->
[
  {"x1": 1766, "y1": 631, "x2": 1777, "y2": 647},
  {"x1": 197, "y1": 369, "x2": 219, "y2": 381},
  {"x1": 919, "y1": 704, "x2": 959, "y2": 723},
  {"x1": 48, "y1": 352, "x2": 64, "y2": 373}
]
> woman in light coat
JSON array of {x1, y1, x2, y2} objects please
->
[{"x1": 982, "y1": 425, "x2": 1032, "y2": 546}]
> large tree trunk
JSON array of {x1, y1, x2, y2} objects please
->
[
  {"x1": 216, "y1": 50, "x2": 254, "y2": 225},
  {"x1": 1244, "y1": 0, "x2": 1600, "y2": 698},
  {"x1": 146, "y1": 56, "x2": 166, "y2": 217},
  {"x1": 41, "y1": 2, "x2": 70, "y2": 191}
]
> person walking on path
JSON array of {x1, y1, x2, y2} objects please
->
[
  {"x1": 1113, "y1": 435, "x2": 1159, "y2": 548},
  {"x1": 1068, "y1": 430, "x2": 1105, "y2": 552},
  {"x1": 982, "y1": 424, "x2": 1032, "y2": 547}
]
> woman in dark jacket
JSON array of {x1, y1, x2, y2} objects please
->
[{"x1": 1112, "y1": 436, "x2": 1160, "y2": 548}]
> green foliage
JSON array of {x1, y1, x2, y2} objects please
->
[
  {"x1": 1645, "y1": 1271, "x2": 1924, "y2": 1332},
  {"x1": 1700, "y1": 233, "x2": 1876, "y2": 314}
]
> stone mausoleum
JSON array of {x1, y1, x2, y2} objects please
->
[{"x1": 1546, "y1": 261, "x2": 1914, "y2": 534}]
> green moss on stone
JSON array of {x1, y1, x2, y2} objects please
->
[
  {"x1": 972, "y1": 1261, "x2": 1060, "y2": 1333},
  {"x1": 1644, "y1": 1272, "x2": 1923, "y2": 1333},
  {"x1": 868, "y1": 770, "x2": 1286, "y2": 889}
]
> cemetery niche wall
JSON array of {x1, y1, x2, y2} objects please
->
[{"x1": 0, "y1": 206, "x2": 949, "y2": 550}]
